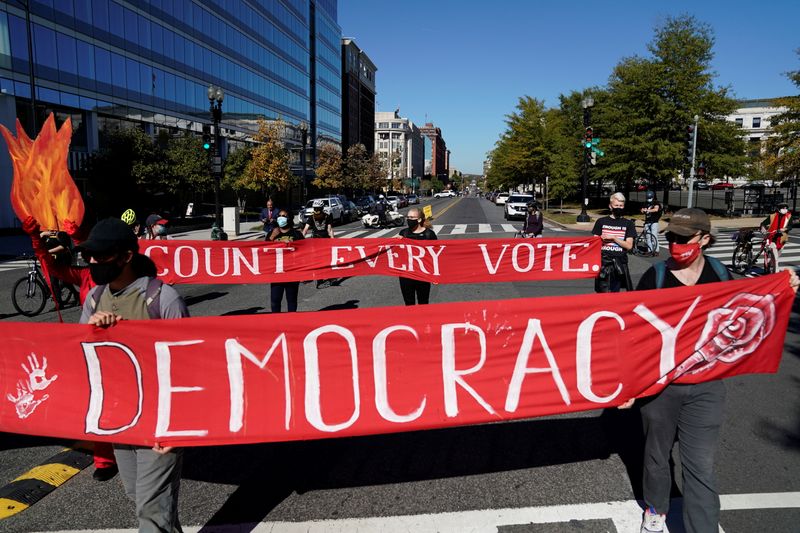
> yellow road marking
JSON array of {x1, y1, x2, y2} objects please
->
[
  {"x1": 431, "y1": 197, "x2": 462, "y2": 220},
  {"x1": 14, "y1": 464, "x2": 81, "y2": 485},
  {"x1": 0, "y1": 498, "x2": 30, "y2": 519}
]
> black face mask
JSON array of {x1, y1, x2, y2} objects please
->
[
  {"x1": 611, "y1": 207, "x2": 624, "y2": 218},
  {"x1": 407, "y1": 218, "x2": 420, "y2": 230},
  {"x1": 89, "y1": 261, "x2": 124, "y2": 285}
]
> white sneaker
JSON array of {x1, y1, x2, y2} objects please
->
[{"x1": 641, "y1": 506, "x2": 666, "y2": 533}]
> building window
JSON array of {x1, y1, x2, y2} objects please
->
[
  {"x1": 752, "y1": 117, "x2": 761, "y2": 128},
  {"x1": 378, "y1": 122, "x2": 389, "y2": 128},
  {"x1": 391, "y1": 122, "x2": 401, "y2": 128},
  {"x1": 734, "y1": 118, "x2": 743, "y2": 127}
]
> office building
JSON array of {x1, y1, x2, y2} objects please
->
[
  {"x1": 0, "y1": 0, "x2": 342, "y2": 228},
  {"x1": 375, "y1": 110, "x2": 423, "y2": 185},
  {"x1": 341, "y1": 37, "x2": 376, "y2": 155},
  {"x1": 419, "y1": 122, "x2": 448, "y2": 181}
]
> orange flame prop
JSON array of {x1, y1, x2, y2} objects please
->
[{"x1": 0, "y1": 113, "x2": 85, "y2": 230}]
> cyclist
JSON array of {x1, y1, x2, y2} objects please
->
[
  {"x1": 640, "y1": 190, "x2": 662, "y2": 254},
  {"x1": 759, "y1": 202, "x2": 793, "y2": 269},
  {"x1": 521, "y1": 201, "x2": 543, "y2": 237},
  {"x1": 303, "y1": 200, "x2": 335, "y2": 288},
  {"x1": 121, "y1": 208, "x2": 144, "y2": 238},
  {"x1": 375, "y1": 194, "x2": 388, "y2": 226}
]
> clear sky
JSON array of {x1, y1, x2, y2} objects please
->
[{"x1": 338, "y1": 0, "x2": 800, "y2": 175}]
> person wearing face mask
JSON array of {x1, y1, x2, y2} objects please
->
[
  {"x1": 621, "y1": 207, "x2": 799, "y2": 533},
  {"x1": 640, "y1": 190, "x2": 662, "y2": 254},
  {"x1": 759, "y1": 202, "x2": 793, "y2": 269},
  {"x1": 521, "y1": 202, "x2": 543, "y2": 237},
  {"x1": 303, "y1": 200, "x2": 335, "y2": 288},
  {"x1": 76, "y1": 217, "x2": 189, "y2": 533},
  {"x1": 268, "y1": 209, "x2": 304, "y2": 311},
  {"x1": 397, "y1": 207, "x2": 437, "y2": 305},
  {"x1": 592, "y1": 192, "x2": 636, "y2": 292}
]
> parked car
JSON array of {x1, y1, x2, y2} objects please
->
[
  {"x1": 346, "y1": 200, "x2": 361, "y2": 218},
  {"x1": 397, "y1": 194, "x2": 409, "y2": 208},
  {"x1": 434, "y1": 190, "x2": 456, "y2": 198},
  {"x1": 504, "y1": 194, "x2": 534, "y2": 220},
  {"x1": 355, "y1": 195, "x2": 376, "y2": 214},
  {"x1": 710, "y1": 182, "x2": 735, "y2": 190},
  {"x1": 339, "y1": 198, "x2": 355, "y2": 223},
  {"x1": 301, "y1": 196, "x2": 344, "y2": 224},
  {"x1": 406, "y1": 194, "x2": 420, "y2": 204},
  {"x1": 495, "y1": 192, "x2": 510, "y2": 205},
  {"x1": 386, "y1": 195, "x2": 401, "y2": 209},
  {"x1": 692, "y1": 181, "x2": 709, "y2": 190}
]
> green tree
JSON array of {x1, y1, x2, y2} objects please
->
[
  {"x1": 544, "y1": 107, "x2": 579, "y2": 203},
  {"x1": 765, "y1": 50, "x2": 800, "y2": 182},
  {"x1": 242, "y1": 118, "x2": 295, "y2": 197},
  {"x1": 222, "y1": 145, "x2": 256, "y2": 209}
]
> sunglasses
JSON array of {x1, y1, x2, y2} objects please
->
[{"x1": 665, "y1": 232, "x2": 700, "y2": 244}]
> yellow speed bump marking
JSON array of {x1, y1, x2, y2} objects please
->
[{"x1": 0, "y1": 447, "x2": 92, "y2": 520}]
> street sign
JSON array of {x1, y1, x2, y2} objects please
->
[
  {"x1": 423, "y1": 205, "x2": 433, "y2": 219},
  {"x1": 592, "y1": 138, "x2": 600, "y2": 145},
  {"x1": 591, "y1": 147, "x2": 605, "y2": 157}
]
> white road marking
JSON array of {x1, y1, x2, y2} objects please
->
[
  {"x1": 0, "y1": 260, "x2": 28, "y2": 273},
  {"x1": 340, "y1": 230, "x2": 370, "y2": 238},
  {"x1": 450, "y1": 224, "x2": 468, "y2": 234},
  {"x1": 501, "y1": 224, "x2": 518, "y2": 233},
  {"x1": 47, "y1": 492, "x2": 800, "y2": 533},
  {"x1": 369, "y1": 228, "x2": 396, "y2": 238},
  {"x1": 478, "y1": 223, "x2": 492, "y2": 234},
  {"x1": 432, "y1": 224, "x2": 444, "y2": 233}
]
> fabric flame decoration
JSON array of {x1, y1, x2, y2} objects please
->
[{"x1": 0, "y1": 114, "x2": 84, "y2": 230}]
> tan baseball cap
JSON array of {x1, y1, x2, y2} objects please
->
[{"x1": 662, "y1": 208, "x2": 711, "y2": 236}]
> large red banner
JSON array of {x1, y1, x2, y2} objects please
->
[
  {"x1": 0, "y1": 273, "x2": 792, "y2": 447},
  {"x1": 140, "y1": 236, "x2": 602, "y2": 284}
]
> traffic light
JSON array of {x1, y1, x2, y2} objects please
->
[
  {"x1": 590, "y1": 151, "x2": 597, "y2": 166},
  {"x1": 686, "y1": 125, "x2": 695, "y2": 163},
  {"x1": 202, "y1": 133, "x2": 212, "y2": 151},
  {"x1": 584, "y1": 127, "x2": 593, "y2": 149},
  {"x1": 697, "y1": 162, "x2": 706, "y2": 177}
]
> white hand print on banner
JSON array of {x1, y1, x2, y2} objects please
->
[
  {"x1": 675, "y1": 293, "x2": 776, "y2": 377},
  {"x1": 6, "y1": 353, "x2": 58, "y2": 419}
]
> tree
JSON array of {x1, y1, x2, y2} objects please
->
[
  {"x1": 343, "y1": 143, "x2": 381, "y2": 192},
  {"x1": 242, "y1": 118, "x2": 295, "y2": 197},
  {"x1": 222, "y1": 145, "x2": 255, "y2": 209},
  {"x1": 313, "y1": 143, "x2": 345, "y2": 190},
  {"x1": 764, "y1": 50, "x2": 800, "y2": 182},
  {"x1": 543, "y1": 107, "x2": 579, "y2": 204}
]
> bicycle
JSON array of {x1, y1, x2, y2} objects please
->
[
  {"x1": 730, "y1": 228, "x2": 778, "y2": 275},
  {"x1": 11, "y1": 254, "x2": 79, "y2": 317},
  {"x1": 514, "y1": 231, "x2": 542, "y2": 238},
  {"x1": 632, "y1": 224, "x2": 659, "y2": 257}
]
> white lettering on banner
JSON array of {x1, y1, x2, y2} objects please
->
[
  {"x1": 144, "y1": 245, "x2": 170, "y2": 276},
  {"x1": 232, "y1": 248, "x2": 260, "y2": 276},
  {"x1": 373, "y1": 325, "x2": 426, "y2": 423},
  {"x1": 155, "y1": 340, "x2": 208, "y2": 438},
  {"x1": 576, "y1": 312, "x2": 624, "y2": 403},
  {"x1": 264, "y1": 246, "x2": 292, "y2": 274},
  {"x1": 226, "y1": 336, "x2": 291, "y2": 432},
  {"x1": 82, "y1": 342, "x2": 144, "y2": 436},
  {"x1": 204, "y1": 247, "x2": 230, "y2": 277},
  {"x1": 634, "y1": 297, "x2": 702, "y2": 384},
  {"x1": 505, "y1": 319, "x2": 570, "y2": 412},
  {"x1": 405, "y1": 245, "x2": 428, "y2": 273},
  {"x1": 441, "y1": 323, "x2": 495, "y2": 417},
  {"x1": 511, "y1": 243, "x2": 535, "y2": 272},
  {"x1": 563, "y1": 243, "x2": 591, "y2": 272},
  {"x1": 478, "y1": 244, "x2": 510, "y2": 274},
  {"x1": 355, "y1": 245, "x2": 383, "y2": 268},
  {"x1": 175, "y1": 246, "x2": 199, "y2": 278},
  {"x1": 330, "y1": 246, "x2": 354, "y2": 270},
  {"x1": 385, "y1": 246, "x2": 407, "y2": 271},
  {"x1": 426, "y1": 246, "x2": 444, "y2": 276},
  {"x1": 304, "y1": 325, "x2": 361, "y2": 432},
  {"x1": 537, "y1": 243, "x2": 562, "y2": 272}
]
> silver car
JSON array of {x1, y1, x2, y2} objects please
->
[{"x1": 504, "y1": 194, "x2": 534, "y2": 220}]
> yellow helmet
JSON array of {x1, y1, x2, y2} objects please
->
[{"x1": 121, "y1": 209, "x2": 137, "y2": 225}]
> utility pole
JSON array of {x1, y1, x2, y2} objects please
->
[
  {"x1": 577, "y1": 96, "x2": 594, "y2": 223},
  {"x1": 686, "y1": 115, "x2": 699, "y2": 209}
]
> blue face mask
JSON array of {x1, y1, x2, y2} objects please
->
[{"x1": 277, "y1": 216, "x2": 288, "y2": 228}]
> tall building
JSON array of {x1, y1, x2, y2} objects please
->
[
  {"x1": 341, "y1": 38, "x2": 376, "y2": 155},
  {"x1": 419, "y1": 122, "x2": 448, "y2": 181},
  {"x1": 726, "y1": 99, "x2": 787, "y2": 159},
  {"x1": 0, "y1": 0, "x2": 341, "y2": 228},
  {"x1": 374, "y1": 110, "x2": 423, "y2": 186}
]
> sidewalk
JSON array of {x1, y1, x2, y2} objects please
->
[{"x1": 545, "y1": 208, "x2": 765, "y2": 233}]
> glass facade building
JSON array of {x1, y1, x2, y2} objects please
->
[{"x1": 0, "y1": 0, "x2": 341, "y2": 227}]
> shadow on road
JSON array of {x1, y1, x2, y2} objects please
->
[
  {"x1": 184, "y1": 291, "x2": 228, "y2": 307},
  {"x1": 318, "y1": 299, "x2": 359, "y2": 311},
  {"x1": 220, "y1": 306, "x2": 264, "y2": 316},
  {"x1": 185, "y1": 412, "x2": 646, "y2": 530}
]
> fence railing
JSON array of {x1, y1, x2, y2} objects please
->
[{"x1": 625, "y1": 187, "x2": 795, "y2": 216}]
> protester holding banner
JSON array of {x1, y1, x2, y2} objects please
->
[
  {"x1": 624, "y1": 208, "x2": 798, "y2": 533},
  {"x1": 397, "y1": 207, "x2": 437, "y2": 305},
  {"x1": 592, "y1": 192, "x2": 635, "y2": 293},
  {"x1": 268, "y1": 209, "x2": 304, "y2": 312},
  {"x1": 77, "y1": 217, "x2": 189, "y2": 533}
]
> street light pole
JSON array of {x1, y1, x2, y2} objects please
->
[
  {"x1": 207, "y1": 85, "x2": 224, "y2": 231},
  {"x1": 299, "y1": 121, "x2": 308, "y2": 202},
  {"x1": 577, "y1": 96, "x2": 594, "y2": 223},
  {"x1": 687, "y1": 114, "x2": 699, "y2": 209}
]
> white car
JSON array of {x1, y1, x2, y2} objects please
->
[
  {"x1": 495, "y1": 192, "x2": 510, "y2": 205},
  {"x1": 504, "y1": 194, "x2": 534, "y2": 220},
  {"x1": 434, "y1": 190, "x2": 456, "y2": 198},
  {"x1": 301, "y1": 197, "x2": 343, "y2": 224},
  {"x1": 386, "y1": 195, "x2": 400, "y2": 210}
]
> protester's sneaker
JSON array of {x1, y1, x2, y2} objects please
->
[
  {"x1": 92, "y1": 464, "x2": 118, "y2": 482},
  {"x1": 641, "y1": 506, "x2": 666, "y2": 533}
]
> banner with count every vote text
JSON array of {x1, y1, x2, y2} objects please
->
[
  {"x1": 0, "y1": 272, "x2": 793, "y2": 447},
  {"x1": 140, "y1": 236, "x2": 602, "y2": 284}
]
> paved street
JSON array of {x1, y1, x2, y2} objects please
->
[{"x1": 0, "y1": 196, "x2": 798, "y2": 532}]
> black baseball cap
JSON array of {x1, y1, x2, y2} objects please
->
[{"x1": 77, "y1": 218, "x2": 139, "y2": 256}]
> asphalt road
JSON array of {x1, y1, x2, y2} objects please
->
[{"x1": 0, "y1": 196, "x2": 798, "y2": 532}]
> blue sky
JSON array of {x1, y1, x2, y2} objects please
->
[{"x1": 338, "y1": 0, "x2": 800, "y2": 175}]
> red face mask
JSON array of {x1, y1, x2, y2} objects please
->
[{"x1": 669, "y1": 242, "x2": 701, "y2": 267}]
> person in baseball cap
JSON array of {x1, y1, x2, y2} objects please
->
[
  {"x1": 660, "y1": 207, "x2": 711, "y2": 236},
  {"x1": 76, "y1": 218, "x2": 141, "y2": 285}
]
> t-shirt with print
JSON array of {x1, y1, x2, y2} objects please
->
[
  {"x1": 592, "y1": 216, "x2": 636, "y2": 263},
  {"x1": 270, "y1": 228, "x2": 304, "y2": 243}
]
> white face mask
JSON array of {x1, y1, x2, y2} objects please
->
[{"x1": 779, "y1": 208, "x2": 788, "y2": 215}]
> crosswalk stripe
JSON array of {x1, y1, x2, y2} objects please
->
[
  {"x1": 450, "y1": 224, "x2": 467, "y2": 235},
  {"x1": 340, "y1": 230, "x2": 370, "y2": 238},
  {"x1": 478, "y1": 224, "x2": 492, "y2": 233},
  {"x1": 370, "y1": 228, "x2": 397, "y2": 238},
  {"x1": 0, "y1": 260, "x2": 28, "y2": 273},
  {"x1": 501, "y1": 224, "x2": 518, "y2": 233},
  {"x1": 432, "y1": 225, "x2": 444, "y2": 233}
]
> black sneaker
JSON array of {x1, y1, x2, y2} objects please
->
[{"x1": 92, "y1": 464, "x2": 118, "y2": 482}]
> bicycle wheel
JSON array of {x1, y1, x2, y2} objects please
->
[
  {"x1": 55, "y1": 282, "x2": 79, "y2": 307},
  {"x1": 12, "y1": 276, "x2": 48, "y2": 317},
  {"x1": 731, "y1": 244, "x2": 752, "y2": 274},
  {"x1": 764, "y1": 247, "x2": 777, "y2": 274},
  {"x1": 642, "y1": 232, "x2": 659, "y2": 256}
]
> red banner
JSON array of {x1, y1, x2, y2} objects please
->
[
  {"x1": 140, "y1": 237, "x2": 602, "y2": 284},
  {"x1": 0, "y1": 273, "x2": 792, "y2": 447}
]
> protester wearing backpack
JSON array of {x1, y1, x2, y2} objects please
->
[
  {"x1": 620, "y1": 208, "x2": 798, "y2": 533},
  {"x1": 77, "y1": 218, "x2": 189, "y2": 533}
]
